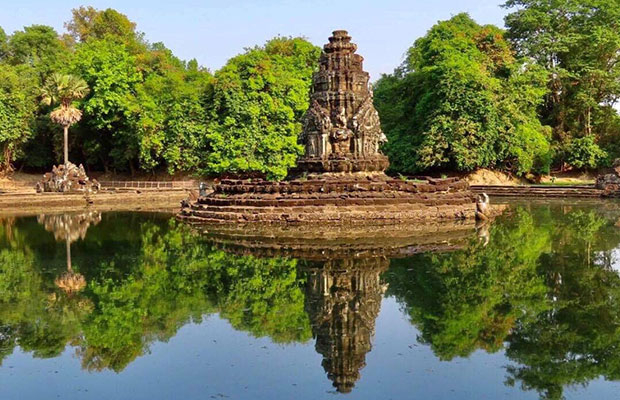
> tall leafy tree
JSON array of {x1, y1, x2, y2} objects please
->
[
  {"x1": 0, "y1": 27, "x2": 8, "y2": 60},
  {"x1": 4, "y1": 25, "x2": 73, "y2": 169},
  {"x1": 40, "y1": 73, "x2": 89, "y2": 170},
  {"x1": 204, "y1": 37, "x2": 321, "y2": 179},
  {"x1": 71, "y1": 38, "x2": 141, "y2": 171},
  {"x1": 0, "y1": 64, "x2": 38, "y2": 172},
  {"x1": 7, "y1": 25, "x2": 70, "y2": 81},
  {"x1": 374, "y1": 13, "x2": 552, "y2": 176},
  {"x1": 65, "y1": 6, "x2": 137, "y2": 45},
  {"x1": 504, "y1": 0, "x2": 620, "y2": 168},
  {"x1": 128, "y1": 44, "x2": 212, "y2": 173}
]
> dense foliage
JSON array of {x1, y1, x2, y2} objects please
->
[
  {"x1": 374, "y1": 13, "x2": 552, "y2": 176},
  {"x1": 1, "y1": 2, "x2": 619, "y2": 177},
  {"x1": 204, "y1": 38, "x2": 320, "y2": 179},
  {"x1": 504, "y1": 0, "x2": 620, "y2": 169},
  {"x1": 0, "y1": 64, "x2": 37, "y2": 171},
  {"x1": 0, "y1": 7, "x2": 316, "y2": 177}
]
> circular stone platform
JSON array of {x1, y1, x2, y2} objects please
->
[{"x1": 177, "y1": 175, "x2": 476, "y2": 224}]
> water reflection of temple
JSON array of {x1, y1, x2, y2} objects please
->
[
  {"x1": 304, "y1": 257, "x2": 389, "y2": 393},
  {"x1": 196, "y1": 220, "x2": 479, "y2": 393}
]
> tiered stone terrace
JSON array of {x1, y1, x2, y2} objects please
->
[{"x1": 178, "y1": 176, "x2": 475, "y2": 224}]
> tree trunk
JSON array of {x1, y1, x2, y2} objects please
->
[
  {"x1": 2, "y1": 144, "x2": 13, "y2": 174},
  {"x1": 129, "y1": 159, "x2": 136, "y2": 178},
  {"x1": 66, "y1": 236, "x2": 72, "y2": 273},
  {"x1": 63, "y1": 125, "x2": 69, "y2": 175}
]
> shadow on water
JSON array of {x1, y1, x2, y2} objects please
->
[{"x1": 2, "y1": 201, "x2": 620, "y2": 399}]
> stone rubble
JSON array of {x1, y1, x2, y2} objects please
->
[{"x1": 36, "y1": 162, "x2": 100, "y2": 193}]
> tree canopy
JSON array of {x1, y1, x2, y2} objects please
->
[
  {"x1": 1, "y1": 3, "x2": 619, "y2": 176},
  {"x1": 204, "y1": 37, "x2": 320, "y2": 179},
  {"x1": 0, "y1": 64, "x2": 37, "y2": 171},
  {"x1": 374, "y1": 13, "x2": 552, "y2": 176},
  {"x1": 503, "y1": 0, "x2": 620, "y2": 169}
]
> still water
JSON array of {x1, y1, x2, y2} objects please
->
[{"x1": 2, "y1": 202, "x2": 620, "y2": 399}]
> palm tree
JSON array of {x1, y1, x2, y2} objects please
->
[{"x1": 40, "y1": 73, "x2": 89, "y2": 173}]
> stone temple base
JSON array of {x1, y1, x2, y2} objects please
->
[
  {"x1": 293, "y1": 155, "x2": 390, "y2": 174},
  {"x1": 177, "y1": 175, "x2": 476, "y2": 225}
]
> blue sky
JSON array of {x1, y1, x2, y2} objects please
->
[{"x1": 0, "y1": 0, "x2": 509, "y2": 79}]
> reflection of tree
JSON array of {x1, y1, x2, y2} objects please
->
[
  {"x1": 0, "y1": 215, "x2": 311, "y2": 371},
  {"x1": 303, "y1": 257, "x2": 388, "y2": 393},
  {"x1": 504, "y1": 208, "x2": 620, "y2": 400},
  {"x1": 38, "y1": 212, "x2": 101, "y2": 294},
  {"x1": 387, "y1": 204, "x2": 620, "y2": 400},
  {"x1": 0, "y1": 217, "x2": 74, "y2": 364},
  {"x1": 386, "y1": 208, "x2": 550, "y2": 360},
  {"x1": 4, "y1": 205, "x2": 620, "y2": 399},
  {"x1": 37, "y1": 212, "x2": 102, "y2": 243}
]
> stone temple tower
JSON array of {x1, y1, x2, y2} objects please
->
[{"x1": 296, "y1": 30, "x2": 389, "y2": 174}]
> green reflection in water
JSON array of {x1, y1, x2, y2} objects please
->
[
  {"x1": 1, "y1": 203, "x2": 620, "y2": 399},
  {"x1": 0, "y1": 213, "x2": 311, "y2": 373},
  {"x1": 385, "y1": 203, "x2": 620, "y2": 400}
]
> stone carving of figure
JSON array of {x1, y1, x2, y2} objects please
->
[
  {"x1": 352, "y1": 87, "x2": 386, "y2": 158},
  {"x1": 331, "y1": 106, "x2": 353, "y2": 156},
  {"x1": 302, "y1": 100, "x2": 333, "y2": 158},
  {"x1": 297, "y1": 31, "x2": 390, "y2": 173}
]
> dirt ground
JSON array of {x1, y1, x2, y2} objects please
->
[
  {"x1": 462, "y1": 169, "x2": 527, "y2": 186},
  {"x1": 462, "y1": 168, "x2": 597, "y2": 186}
]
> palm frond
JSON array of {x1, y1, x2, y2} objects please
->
[{"x1": 41, "y1": 73, "x2": 90, "y2": 108}]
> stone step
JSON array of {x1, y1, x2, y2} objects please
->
[{"x1": 470, "y1": 185, "x2": 602, "y2": 198}]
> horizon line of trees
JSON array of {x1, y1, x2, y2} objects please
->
[{"x1": 0, "y1": 1, "x2": 619, "y2": 179}]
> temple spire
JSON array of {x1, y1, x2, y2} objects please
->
[{"x1": 296, "y1": 30, "x2": 389, "y2": 174}]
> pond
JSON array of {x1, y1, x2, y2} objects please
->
[{"x1": 2, "y1": 201, "x2": 620, "y2": 400}]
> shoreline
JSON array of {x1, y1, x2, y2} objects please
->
[
  {"x1": 3, "y1": 183, "x2": 618, "y2": 218},
  {"x1": 0, "y1": 190, "x2": 188, "y2": 217}
]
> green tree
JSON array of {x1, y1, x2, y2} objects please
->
[
  {"x1": 0, "y1": 64, "x2": 37, "y2": 172},
  {"x1": 204, "y1": 37, "x2": 321, "y2": 179},
  {"x1": 374, "y1": 13, "x2": 552, "y2": 176},
  {"x1": 0, "y1": 27, "x2": 8, "y2": 60},
  {"x1": 71, "y1": 38, "x2": 141, "y2": 171},
  {"x1": 128, "y1": 44, "x2": 211, "y2": 172},
  {"x1": 40, "y1": 73, "x2": 89, "y2": 170},
  {"x1": 3, "y1": 25, "x2": 72, "y2": 170},
  {"x1": 503, "y1": 0, "x2": 620, "y2": 169},
  {"x1": 7, "y1": 25, "x2": 70, "y2": 80},
  {"x1": 65, "y1": 6, "x2": 137, "y2": 45}
]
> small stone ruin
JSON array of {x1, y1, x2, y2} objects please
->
[
  {"x1": 596, "y1": 159, "x2": 620, "y2": 196},
  {"x1": 36, "y1": 162, "x2": 100, "y2": 193}
]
